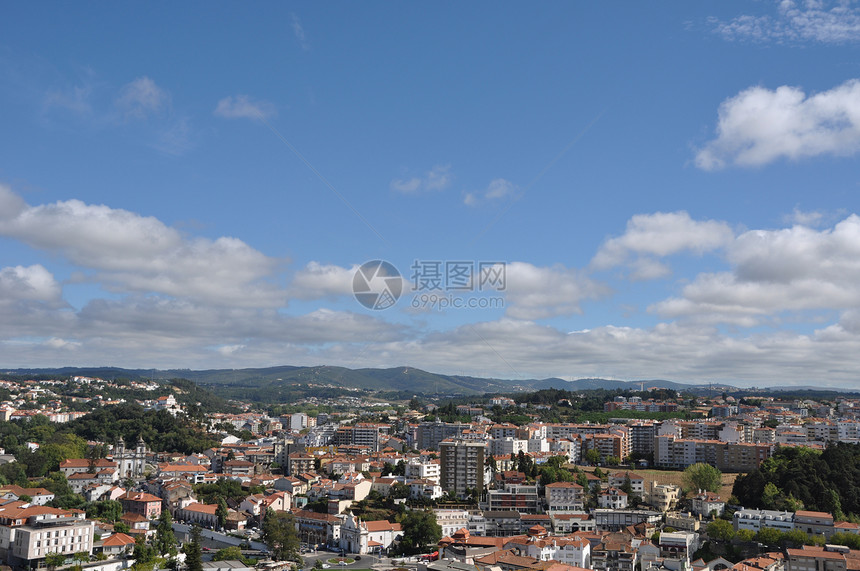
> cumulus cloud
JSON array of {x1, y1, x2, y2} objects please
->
[
  {"x1": 391, "y1": 165, "x2": 452, "y2": 193},
  {"x1": 502, "y1": 262, "x2": 609, "y2": 320},
  {"x1": 214, "y1": 95, "x2": 277, "y2": 120},
  {"x1": 651, "y1": 214, "x2": 860, "y2": 323},
  {"x1": 0, "y1": 186, "x2": 283, "y2": 307},
  {"x1": 695, "y1": 79, "x2": 860, "y2": 170},
  {"x1": 289, "y1": 261, "x2": 414, "y2": 305},
  {"x1": 290, "y1": 262, "x2": 360, "y2": 299},
  {"x1": 0, "y1": 265, "x2": 63, "y2": 305},
  {"x1": 713, "y1": 0, "x2": 860, "y2": 44},
  {"x1": 322, "y1": 318, "x2": 860, "y2": 387},
  {"x1": 592, "y1": 211, "x2": 735, "y2": 274},
  {"x1": 115, "y1": 77, "x2": 169, "y2": 119},
  {"x1": 785, "y1": 207, "x2": 826, "y2": 227}
]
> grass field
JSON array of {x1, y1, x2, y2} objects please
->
[{"x1": 580, "y1": 466, "x2": 739, "y2": 501}]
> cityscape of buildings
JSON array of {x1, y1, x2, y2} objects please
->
[{"x1": 0, "y1": 374, "x2": 856, "y2": 571}]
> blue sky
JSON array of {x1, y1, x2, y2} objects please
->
[{"x1": 3, "y1": 1, "x2": 860, "y2": 387}]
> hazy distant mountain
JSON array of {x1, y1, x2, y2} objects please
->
[
  {"x1": 529, "y1": 377, "x2": 737, "y2": 392},
  {"x1": 3, "y1": 365, "x2": 850, "y2": 398}
]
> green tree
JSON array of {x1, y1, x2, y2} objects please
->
[
  {"x1": 755, "y1": 527, "x2": 784, "y2": 547},
  {"x1": 390, "y1": 482, "x2": 411, "y2": 499},
  {"x1": 87, "y1": 499, "x2": 123, "y2": 522},
  {"x1": 762, "y1": 482, "x2": 780, "y2": 509},
  {"x1": 262, "y1": 510, "x2": 301, "y2": 563},
  {"x1": 183, "y1": 525, "x2": 203, "y2": 571},
  {"x1": 397, "y1": 510, "x2": 442, "y2": 555},
  {"x1": 620, "y1": 474, "x2": 633, "y2": 496},
  {"x1": 114, "y1": 522, "x2": 130, "y2": 534},
  {"x1": 784, "y1": 529, "x2": 811, "y2": 546},
  {"x1": 45, "y1": 553, "x2": 66, "y2": 571},
  {"x1": 683, "y1": 463, "x2": 722, "y2": 493},
  {"x1": 132, "y1": 535, "x2": 157, "y2": 566},
  {"x1": 576, "y1": 471, "x2": 588, "y2": 488},
  {"x1": 213, "y1": 546, "x2": 247, "y2": 563},
  {"x1": 155, "y1": 509, "x2": 178, "y2": 557},
  {"x1": 584, "y1": 449, "x2": 601, "y2": 465},
  {"x1": 707, "y1": 519, "x2": 735, "y2": 542},
  {"x1": 736, "y1": 529, "x2": 755, "y2": 542},
  {"x1": 216, "y1": 497, "x2": 229, "y2": 529}
]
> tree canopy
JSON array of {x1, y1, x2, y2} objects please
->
[
  {"x1": 262, "y1": 510, "x2": 301, "y2": 563},
  {"x1": 683, "y1": 463, "x2": 722, "y2": 493},
  {"x1": 733, "y1": 443, "x2": 860, "y2": 518},
  {"x1": 397, "y1": 510, "x2": 442, "y2": 555}
]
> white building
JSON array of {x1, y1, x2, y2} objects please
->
[
  {"x1": 733, "y1": 508, "x2": 794, "y2": 533},
  {"x1": 491, "y1": 437, "x2": 528, "y2": 457},
  {"x1": 598, "y1": 488, "x2": 628, "y2": 510},
  {"x1": 544, "y1": 482, "x2": 585, "y2": 512},
  {"x1": 339, "y1": 513, "x2": 402, "y2": 554},
  {"x1": 405, "y1": 459, "x2": 441, "y2": 485},
  {"x1": 434, "y1": 509, "x2": 470, "y2": 538}
]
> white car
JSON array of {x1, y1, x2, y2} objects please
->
[{"x1": 322, "y1": 565, "x2": 331, "y2": 569}]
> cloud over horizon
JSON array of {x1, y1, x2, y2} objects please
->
[{"x1": 2, "y1": 182, "x2": 860, "y2": 387}]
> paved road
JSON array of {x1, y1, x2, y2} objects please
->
[{"x1": 296, "y1": 552, "x2": 426, "y2": 571}]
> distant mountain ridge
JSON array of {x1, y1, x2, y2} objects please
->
[
  {"x1": 2, "y1": 365, "x2": 728, "y2": 394},
  {"x1": 2, "y1": 365, "x2": 849, "y2": 397}
]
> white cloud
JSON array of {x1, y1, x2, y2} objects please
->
[
  {"x1": 214, "y1": 95, "x2": 277, "y2": 121},
  {"x1": 591, "y1": 211, "x2": 735, "y2": 273},
  {"x1": 0, "y1": 186, "x2": 283, "y2": 307},
  {"x1": 0, "y1": 184, "x2": 27, "y2": 219},
  {"x1": 43, "y1": 337, "x2": 80, "y2": 350},
  {"x1": 290, "y1": 262, "x2": 360, "y2": 299},
  {"x1": 713, "y1": 0, "x2": 860, "y2": 44},
  {"x1": 464, "y1": 178, "x2": 518, "y2": 206},
  {"x1": 695, "y1": 79, "x2": 860, "y2": 169},
  {"x1": 0, "y1": 265, "x2": 63, "y2": 305},
  {"x1": 628, "y1": 258, "x2": 672, "y2": 281},
  {"x1": 785, "y1": 207, "x2": 826, "y2": 227},
  {"x1": 217, "y1": 344, "x2": 245, "y2": 356},
  {"x1": 650, "y1": 214, "x2": 860, "y2": 322},
  {"x1": 115, "y1": 77, "x2": 168, "y2": 119},
  {"x1": 391, "y1": 165, "x2": 452, "y2": 193},
  {"x1": 502, "y1": 262, "x2": 609, "y2": 320}
]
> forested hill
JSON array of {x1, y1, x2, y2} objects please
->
[
  {"x1": 5, "y1": 365, "x2": 724, "y2": 399},
  {"x1": 732, "y1": 443, "x2": 860, "y2": 518}
]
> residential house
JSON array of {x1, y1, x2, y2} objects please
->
[
  {"x1": 119, "y1": 491, "x2": 162, "y2": 519},
  {"x1": 99, "y1": 532, "x2": 136, "y2": 557}
]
